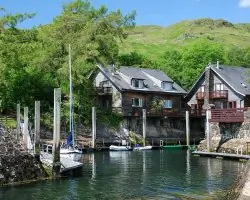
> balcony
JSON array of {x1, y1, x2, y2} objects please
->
[
  {"x1": 96, "y1": 87, "x2": 113, "y2": 95},
  {"x1": 210, "y1": 108, "x2": 246, "y2": 123},
  {"x1": 196, "y1": 90, "x2": 228, "y2": 100}
]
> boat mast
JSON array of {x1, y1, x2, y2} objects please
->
[{"x1": 69, "y1": 44, "x2": 74, "y2": 148}]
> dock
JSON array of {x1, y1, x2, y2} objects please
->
[
  {"x1": 192, "y1": 151, "x2": 250, "y2": 160},
  {"x1": 40, "y1": 153, "x2": 83, "y2": 173}
]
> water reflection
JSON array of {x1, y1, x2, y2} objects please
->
[
  {"x1": 0, "y1": 150, "x2": 246, "y2": 200},
  {"x1": 185, "y1": 150, "x2": 191, "y2": 184},
  {"x1": 91, "y1": 153, "x2": 96, "y2": 180}
]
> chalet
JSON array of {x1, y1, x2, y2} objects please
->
[
  {"x1": 94, "y1": 64, "x2": 187, "y2": 139},
  {"x1": 185, "y1": 62, "x2": 250, "y2": 123}
]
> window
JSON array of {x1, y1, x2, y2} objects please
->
[
  {"x1": 199, "y1": 85, "x2": 205, "y2": 92},
  {"x1": 132, "y1": 98, "x2": 143, "y2": 107},
  {"x1": 163, "y1": 100, "x2": 172, "y2": 108},
  {"x1": 131, "y1": 79, "x2": 144, "y2": 89},
  {"x1": 229, "y1": 101, "x2": 236, "y2": 108},
  {"x1": 215, "y1": 83, "x2": 224, "y2": 91},
  {"x1": 162, "y1": 81, "x2": 173, "y2": 90}
]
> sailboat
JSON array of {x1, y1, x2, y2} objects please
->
[{"x1": 60, "y1": 44, "x2": 82, "y2": 162}]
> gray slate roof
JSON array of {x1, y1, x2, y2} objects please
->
[
  {"x1": 211, "y1": 65, "x2": 250, "y2": 96},
  {"x1": 98, "y1": 65, "x2": 186, "y2": 94}
]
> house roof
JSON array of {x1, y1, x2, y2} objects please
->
[
  {"x1": 97, "y1": 65, "x2": 187, "y2": 95},
  {"x1": 185, "y1": 64, "x2": 250, "y2": 101}
]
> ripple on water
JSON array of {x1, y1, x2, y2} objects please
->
[{"x1": 0, "y1": 150, "x2": 245, "y2": 200}]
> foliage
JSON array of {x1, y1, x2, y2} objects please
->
[
  {"x1": 151, "y1": 99, "x2": 164, "y2": 112},
  {"x1": 1, "y1": 4, "x2": 250, "y2": 131},
  {"x1": 98, "y1": 110, "x2": 123, "y2": 128},
  {"x1": 129, "y1": 131, "x2": 144, "y2": 146},
  {"x1": 0, "y1": 0, "x2": 135, "y2": 129}
]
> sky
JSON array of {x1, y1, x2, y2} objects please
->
[{"x1": 1, "y1": 0, "x2": 250, "y2": 28}]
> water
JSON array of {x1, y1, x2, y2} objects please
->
[{"x1": 0, "y1": 150, "x2": 245, "y2": 200}]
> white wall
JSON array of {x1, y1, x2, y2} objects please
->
[{"x1": 112, "y1": 87, "x2": 122, "y2": 108}]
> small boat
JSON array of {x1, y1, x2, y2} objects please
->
[
  {"x1": 163, "y1": 145, "x2": 183, "y2": 150},
  {"x1": 133, "y1": 145, "x2": 153, "y2": 151},
  {"x1": 109, "y1": 145, "x2": 132, "y2": 151}
]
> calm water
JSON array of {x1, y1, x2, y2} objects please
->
[{"x1": 0, "y1": 150, "x2": 245, "y2": 200}]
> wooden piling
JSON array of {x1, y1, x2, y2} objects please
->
[
  {"x1": 23, "y1": 107, "x2": 28, "y2": 149},
  {"x1": 142, "y1": 109, "x2": 146, "y2": 147},
  {"x1": 92, "y1": 107, "x2": 96, "y2": 149},
  {"x1": 34, "y1": 101, "x2": 40, "y2": 160},
  {"x1": 52, "y1": 88, "x2": 61, "y2": 176},
  {"x1": 16, "y1": 104, "x2": 20, "y2": 141},
  {"x1": 186, "y1": 110, "x2": 190, "y2": 146},
  {"x1": 206, "y1": 109, "x2": 211, "y2": 152}
]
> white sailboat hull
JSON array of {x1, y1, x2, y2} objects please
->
[
  {"x1": 60, "y1": 148, "x2": 82, "y2": 162},
  {"x1": 133, "y1": 146, "x2": 153, "y2": 151},
  {"x1": 109, "y1": 145, "x2": 132, "y2": 151}
]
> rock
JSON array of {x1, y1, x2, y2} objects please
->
[{"x1": 0, "y1": 128, "x2": 48, "y2": 185}]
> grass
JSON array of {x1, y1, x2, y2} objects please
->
[
  {"x1": 119, "y1": 18, "x2": 250, "y2": 58},
  {"x1": 0, "y1": 117, "x2": 16, "y2": 128}
]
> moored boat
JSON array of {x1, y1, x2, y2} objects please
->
[
  {"x1": 109, "y1": 145, "x2": 132, "y2": 151},
  {"x1": 133, "y1": 145, "x2": 153, "y2": 151},
  {"x1": 60, "y1": 148, "x2": 82, "y2": 161},
  {"x1": 60, "y1": 44, "x2": 82, "y2": 162},
  {"x1": 163, "y1": 145, "x2": 183, "y2": 150}
]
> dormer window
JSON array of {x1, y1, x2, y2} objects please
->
[
  {"x1": 162, "y1": 81, "x2": 173, "y2": 90},
  {"x1": 131, "y1": 79, "x2": 144, "y2": 89}
]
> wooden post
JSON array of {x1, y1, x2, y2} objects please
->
[
  {"x1": 23, "y1": 107, "x2": 28, "y2": 149},
  {"x1": 34, "y1": 101, "x2": 40, "y2": 160},
  {"x1": 16, "y1": 104, "x2": 20, "y2": 141},
  {"x1": 186, "y1": 111, "x2": 190, "y2": 147},
  {"x1": 142, "y1": 109, "x2": 146, "y2": 146},
  {"x1": 206, "y1": 109, "x2": 211, "y2": 152},
  {"x1": 52, "y1": 88, "x2": 61, "y2": 176},
  {"x1": 92, "y1": 107, "x2": 96, "y2": 149}
]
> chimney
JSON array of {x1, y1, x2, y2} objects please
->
[{"x1": 216, "y1": 60, "x2": 219, "y2": 69}]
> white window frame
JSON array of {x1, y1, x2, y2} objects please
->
[
  {"x1": 132, "y1": 98, "x2": 143, "y2": 107},
  {"x1": 163, "y1": 100, "x2": 172, "y2": 108},
  {"x1": 199, "y1": 85, "x2": 205, "y2": 92},
  {"x1": 215, "y1": 83, "x2": 224, "y2": 91},
  {"x1": 162, "y1": 81, "x2": 173, "y2": 90},
  {"x1": 132, "y1": 79, "x2": 144, "y2": 89}
]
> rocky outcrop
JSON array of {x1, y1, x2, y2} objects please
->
[
  {"x1": 197, "y1": 137, "x2": 250, "y2": 154},
  {"x1": 0, "y1": 128, "x2": 48, "y2": 185}
]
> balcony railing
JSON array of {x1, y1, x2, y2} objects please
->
[
  {"x1": 210, "y1": 108, "x2": 246, "y2": 123},
  {"x1": 196, "y1": 90, "x2": 228, "y2": 100},
  {"x1": 96, "y1": 87, "x2": 113, "y2": 95}
]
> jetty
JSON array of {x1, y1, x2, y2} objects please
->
[
  {"x1": 193, "y1": 151, "x2": 250, "y2": 160},
  {"x1": 40, "y1": 152, "x2": 83, "y2": 173}
]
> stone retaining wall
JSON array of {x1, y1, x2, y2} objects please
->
[
  {"x1": 222, "y1": 160, "x2": 250, "y2": 200},
  {"x1": 0, "y1": 129, "x2": 48, "y2": 186}
]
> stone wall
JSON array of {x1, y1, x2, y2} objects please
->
[
  {"x1": 198, "y1": 108, "x2": 250, "y2": 153},
  {"x1": 0, "y1": 129, "x2": 48, "y2": 185},
  {"x1": 39, "y1": 117, "x2": 205, "y2": 146},
  {"x1": 223, "y1": 160, "x2": 250, "y2": 200}
]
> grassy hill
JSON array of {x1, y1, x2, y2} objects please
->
[{"x1": 120, "y1": 18, "x2": 250, "y2": 59}]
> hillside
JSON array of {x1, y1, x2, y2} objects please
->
[{"x1": 120, "y1": 18, "x2": 250, "y2": 59}]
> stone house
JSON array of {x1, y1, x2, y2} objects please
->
[
  {"x1": 185, "y1": 62, "x2": 250, "y2": 149},
  {"x1": 94, "y1": 64, "x2": 190, "y2": 143}
]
